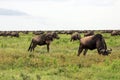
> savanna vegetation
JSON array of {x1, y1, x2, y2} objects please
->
[{"x1": 0, "y1": 31, "x2": 120, "y2": 80}]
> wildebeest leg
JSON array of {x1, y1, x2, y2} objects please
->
[
  {"x1": 32, "y1": 43, "x2": 37, "y2": 51},
  {"x1": 77, "y1": 45, "x2": 83, "y2": 56},
  {"x1": 28, "y1": 41, "x2": 33, "y2": 52},
  {"x1": 47, "y1": 44, "x2": 50, "y2": 52},
  {"x1": 83, "y1": 49, "x2": 88, "y2": 56}
]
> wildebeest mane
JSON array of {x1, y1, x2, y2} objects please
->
[{"x1": 92, "y1": 34, "x2": 107, "y2": 51}]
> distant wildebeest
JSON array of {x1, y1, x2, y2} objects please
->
[
  {"x1": 111, "y1": 30, "x2": 120, "y2": 36},
  {"x1": 28, "y1": 32, "x2": 59, "y2": 52},
  {"x1": 70, "y1": 32, "x2": 81, "y2": 41},
  {"x1": 33, "y1": 31, "x2": 44, "y2": 35},
  {"x1": 0, "y1": 31, "x2": 19, "y2": 37},
  {"x1": 77, "y1": 34, "x2": 112, "y2": 56},
  {"x1": 66, "y1": 30, "x2": 74, "y2": 35},
  {"x1": 10, "y1": 32, "x2": 19, "y2": 37},
  {"x1": 101, "y1": 30, "x2": 113, "y2": 33},
  {"x1": 84, "y1": 31, "x2": 94, "y2": 37},
  {"x1": 0, "y1": 31, "x2": 10, "y2": 37},
  {"x1": 21, "y1": 31, "x2": 29, "y2": 34}
]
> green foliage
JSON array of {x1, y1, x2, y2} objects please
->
[{"x1": 0, "y1": 32, "x2": 120, "y2": 80}]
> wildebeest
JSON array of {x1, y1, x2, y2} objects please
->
[
  {"x1": 0, "y1": 31, "x2": 10, "y2": 37},
  {"x1": 28, "y1": 32, "x2": 59, "y2": 52},
  {"x1": 84, "y1": 31, "x2": 94, "y2": 37},
  {"x1": 77, "y1": 34, "x2": 112, "y2": 56},
  {"x1": 111, "y1": 30, "x2": 120, "y2": 36},
  {"x1": 101, "y1": 30, "x2": 113, "y2": 33},
  {"x1": 0, "y1": 31, "x2": 19, "y2": 37},
  {"x1": 70, "y1": 32, "x2": 81, "y2": 41},
  {"x1": 33, "y1": 31, "x2": 44, "y2": 35},
  {"x1": 10, "y1": 32, "x2": 19, "y2": 37}
]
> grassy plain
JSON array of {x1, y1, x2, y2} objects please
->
[{"x1": 0, "y1": 32, "x2": 120, "y2": 80}]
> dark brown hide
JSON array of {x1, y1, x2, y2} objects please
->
[
  {"x1": 111, "y1": 30, "x2": 120, "y2": 36},
  {"x1": 10, "y1": 32, "x2": 19, "y2": 37},
  {"x1": 28, "y1": 32, "x2": 59, "y2": 52},
  {"x1": 33, "y1": 31, "x2": 44, "y2": 35},
  {"x1": 51, "y1": 32, "x2": 60, "y2": 39},
  {"x1": 84, "y1": 31, "x2": 94, "y2": 37},
  {"x1": 77, "y1": 34, "x2": 111, "y2": 56},
  {"x1": 0, "y1": 31, "x2": 19, "y2": 37},
  {"x1": 70, "y1": 32, "x2": 81, "y2": 41}
]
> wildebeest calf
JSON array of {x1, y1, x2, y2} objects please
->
[
  {"x1": 77, "y1": 34, "x2": 112, "y2": 56},
  {"x1": 28, "y1": 32, "x2": 59, "y2": 52}
]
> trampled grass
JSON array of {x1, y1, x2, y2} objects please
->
[{"x1": 0, "y1": 32, "x2": 120, "y2": 80}]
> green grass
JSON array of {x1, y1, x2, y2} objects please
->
[{"x1": 0, "y1": 32, "x2": 120, "y2": 80}]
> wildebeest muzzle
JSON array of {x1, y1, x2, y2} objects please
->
[
  {"x1": 106, "y1": 48, "x2": 112, "y2": 54},
  {"x1": 100, "y1": 48, "x2": 112, "y2": 55}
]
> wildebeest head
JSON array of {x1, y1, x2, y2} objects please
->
[
  {"x1": 52, "y1": 32, "x2": 60, "y2": 39},
  {"x1": 97, "y1": 37, "x2": 112, "y2": 55},
  {"x1": 99, "y1": 48, "x2": 112, "y2": 55}
]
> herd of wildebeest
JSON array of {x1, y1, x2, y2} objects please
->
[{"x1": 0, "y1": 30, "x2": 120, "y2": 56}]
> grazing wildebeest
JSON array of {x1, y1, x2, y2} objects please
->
[
  {"x1": 84, "y1": 31, "x2": 94, "y2": 37},
  {"x1": 101, "y1": 30, "x2": 113, "y2": 33},
  {"x1": 0, "y1": 31, "x2": 9, "y2": 37},
  {"x1": 66, "y1": 30, "x2": 74, "y2": 35},
  {"x1": 0, "y1": 31, "x2": 19, "y2": 37},
  {"x1": 33, "y1": 31, "x2": 44, "y2": 35},
  {"x1": 10, "y1": 32, "x2": 19, "y2": 37},
  {"x1": 28, "y1": 32, "x2": 59, "y2": 52},
  {"x1": 111, "y1": 30, "x2": 120, "y2": 36},
  {"x1": 70, "y1": 32, "x2": 81, "y2": 41},
  {"x1": 77, "y1": 34, "x2": 112, "y2": 56}
]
